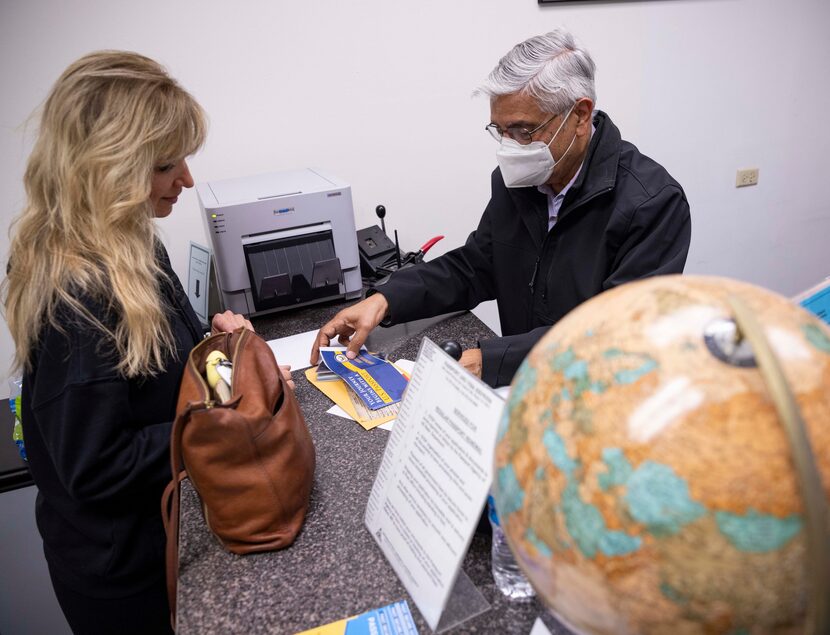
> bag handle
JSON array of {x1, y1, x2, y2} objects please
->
[
  {"x1": 163, "y1": 403, "x2": 196, "y2": 629},
  {"x1": 163, "y1": 396, "x2": 243, "y2": 628},
  {"x1": 161, "y1": 470, "x2": 187, "y2": 536}
]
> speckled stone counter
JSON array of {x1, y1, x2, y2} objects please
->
[{"x1": 177, "y1": 298, "x2": 573, "y2": 634}]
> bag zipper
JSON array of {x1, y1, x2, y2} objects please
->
[
  {"x1": 187, "y1": 331, "x2": 235, "y2": 408},
  {"x1": 184, "y1": 330, "x2": 248, "y2": 548}
]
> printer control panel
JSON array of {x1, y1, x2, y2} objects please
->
[{"x1": 209, "y1": 212, "x2": 226, "y2": 235}]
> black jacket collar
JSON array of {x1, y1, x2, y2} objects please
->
[
  {"x1": 567, "y1": 110, "x2": 620, "y2": 209},
  {"x1": 504, "y1": 110, "x2": 622, "y2": 249}
]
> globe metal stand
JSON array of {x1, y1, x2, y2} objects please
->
[{"x1": 727, "y1": 296, "x2": 830, "y2": 635}]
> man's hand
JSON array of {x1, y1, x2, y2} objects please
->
[
  {"x1": 459, "y1": 348, "x2": 482, "y2": 378},
  {"x1": 211, "y1": 310, "x2": 254, "y2": 334},
  {"x1": 310, "y1": 294, "x2": 389, "y2": 364}
]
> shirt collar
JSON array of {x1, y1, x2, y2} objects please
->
[{"x1": 537, "y1": 123, "x2": 596, "y2": 200}]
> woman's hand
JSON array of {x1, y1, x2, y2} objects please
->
[
  {"x1": 209, "y1": 312, "x2": 292, "y2": 389},
  {"x1": 211, "y1": 310, "x2": 254, "y2": 334},
  {"x1": 280, "y1": 365, "x2": 295, "y2": 391}
]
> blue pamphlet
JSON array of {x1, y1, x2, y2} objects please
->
[
  {"x1": 345, "y1": 600, "x2": 418, "y2": 635},
  {"x1": 295, "y1": 599, "x2": 418, "y2": 635},
  {"x1": 319, "y1": 348, "x2": 408, "y2": 411},
  {"x1": 798, "y1": 280, "x2": 830, "y2": 325}
]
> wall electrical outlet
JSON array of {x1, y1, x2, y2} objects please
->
[{"x1": 736, "y1": 168, "x2": 759, "y2": 187}]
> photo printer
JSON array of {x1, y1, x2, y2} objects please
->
[{"x1": 196, "y1": 168, "x2": 362, "y2": 316}]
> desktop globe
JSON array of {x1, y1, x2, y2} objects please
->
[{"x1": 493, "y1": 275, "x2": 830, "y2": 635}]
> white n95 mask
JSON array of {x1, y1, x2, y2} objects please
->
[{"x1": 496, "y1": 103, "x2": 577, "y2": 188}]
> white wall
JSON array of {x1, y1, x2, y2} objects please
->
[{"x1": 1, "y1": 0, "x2": 829, "y2": 397}]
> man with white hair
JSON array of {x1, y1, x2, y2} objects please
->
[{"x1": 312, "y1": 29, "x2": 691, "y2": 387}]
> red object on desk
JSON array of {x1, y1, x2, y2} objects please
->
[{"x1": 419, "y1": 235, "x2": 444, "y2": 255}]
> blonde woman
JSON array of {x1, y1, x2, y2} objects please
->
[{"x1": 2, "y1": 52, "x2": 255, "y2": 634}]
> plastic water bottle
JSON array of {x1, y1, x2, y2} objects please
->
[
  {"x1": 488, "y1": 495, "x2": 535, "y2": 599},
  {"x1": 8, "y1": 377, "x2": 26, "y2": 461}
]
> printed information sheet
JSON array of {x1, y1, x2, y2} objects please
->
[{"x1": 365, "y1": 338, "x2": 504, "y2": 631}]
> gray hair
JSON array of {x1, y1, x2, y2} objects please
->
[{"x1": 476, "y1": 29, "x2": 596, "y2": 114}]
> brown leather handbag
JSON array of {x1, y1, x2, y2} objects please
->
[{"x1": 162, "y1": 327, "x2": 315, "y2": 619}]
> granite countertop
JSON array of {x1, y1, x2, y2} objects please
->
[{"x1": 177, "y1": 297, "x2": 572, "y2": 634}]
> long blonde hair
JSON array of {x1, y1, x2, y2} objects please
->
[{"x1": 3, "y1": 51, "x2": 207, "y2": 377}]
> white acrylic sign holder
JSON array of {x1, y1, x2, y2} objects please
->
[{"x1": 365, "y1": 338, "x2": 504, "y2": 632}]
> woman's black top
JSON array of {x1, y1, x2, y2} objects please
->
[{"x1": 21, "y1": 245, "x2": 203, "y2": 598}]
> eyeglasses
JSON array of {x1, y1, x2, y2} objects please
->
[{"x1": 485, "y1": 113, "x2": 559, "y2": 145}]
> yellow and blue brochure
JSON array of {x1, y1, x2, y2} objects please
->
[
  {"x1": 319, "y1": 348, "x2": 408, "y2": 411},
  {"x1": 295, "y1": 599, "x2": 418, "y2": 635}
]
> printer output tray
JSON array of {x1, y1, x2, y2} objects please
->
[{"x1": 243, "y1": 228, "x2": 343, "y2": 312}]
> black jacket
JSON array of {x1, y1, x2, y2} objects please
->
[
  {"x1": 21, "y1": 246, "x2": 203, "y2": 597},
  {"x1": 377, "y1": 111, "x2": 691, "y2": 386}
]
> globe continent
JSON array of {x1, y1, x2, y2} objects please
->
[{"x1": 493, "y1": 275, "x2": 830, "y2": 635}]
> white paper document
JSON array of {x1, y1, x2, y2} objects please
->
[
  {"x1": 266, "y1": 329, "x2": 319, "y2": 371},
  {"x1": 365, "y1": 338, "x2": 504, "y2": 631}
]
